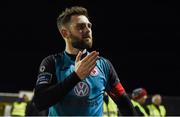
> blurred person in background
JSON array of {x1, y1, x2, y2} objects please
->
[
  {"x1": 11, "y1": 95, "x2": 28, "y2": 117},
  {"x1": 147, "y1": 94, "x2": 166, "y2": 117},
  {"x1": 22, "y1": 94, "x2": 29, "y2": 103},
  {"x1": 25, "y1": 96, "x2": 48, "y2": 116},
  {"x1": 131, "y1": 88, "x2": 149, "y2": 116},
  {"x1": 103, "y1": 92, "x2": 118, "y2": 117}
]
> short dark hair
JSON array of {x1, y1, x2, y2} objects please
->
[{"x1": 57, "y1": 6, "x2": 89, "y2": 29}]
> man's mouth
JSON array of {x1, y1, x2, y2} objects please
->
[{"x1": 82, "y1": 34, "x2": 91, "y2": 38}]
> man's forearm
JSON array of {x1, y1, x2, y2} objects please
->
[
  {"x1": 34, "y1": 72, "x2": 81, "y2": 111},
  {"x1": 116, "y1": 93, "x2": 137, "y2": 116}
]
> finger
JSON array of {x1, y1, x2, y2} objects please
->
[
  {"x1": 83, "y1": 51, "x2": 99, "y2": 63},
  {"x1": 83, "y1": 57, "x2": 97, "y2": 71},
  {"x1": 75, "y1": 51, "x2": 82, "y2": 63},
  {"x1": 83, "y1": 53, "x2": 99, "y2": 67},
  {"x1": 85, "y1": 56, "x2": 98, "y2": 69},
  {"x1": 88, "y1": 63, "x2": 97, "y2": 74},
  {"x1": 86, "y1": 52, "x2": 99, "y2": 64},
  {"x1": 82, "y1": 51, "x2": 96, "y2": 62}
]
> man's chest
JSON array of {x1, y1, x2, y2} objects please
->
[{"x1": 56, "y1": 64, "x2": 108, "y2": 98}]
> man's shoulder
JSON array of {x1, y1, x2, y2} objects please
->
[
  {"x1": 97, "y1": 56, "x2": 112, "y2": 67},
  {"x1": 43, "y1": 52, "x2": 63, "y2": 59},
  {"x1": 98, "y1": 56, "x2": 107, "y2": 61},
  {"x1": 98, "y1": 56, "x2": 111, "y2": 64},
  {"x1": 41, "y1": 52, "x2": 64, "y2": 63}
]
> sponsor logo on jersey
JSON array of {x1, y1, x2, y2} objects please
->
[
  {"x1": 74, "y1": 82, "x2": 89, "y2": 97},
  {"x1": 36, "y1": 72, "x2": 52, "y2": 85}
]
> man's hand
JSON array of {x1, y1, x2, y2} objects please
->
[{"x1": 75, "y1": 51, "x2": 99, "y2": 80}]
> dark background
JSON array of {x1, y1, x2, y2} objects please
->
[{"x1": 1, "y1": 0, "x2": 179, "y2": 96}]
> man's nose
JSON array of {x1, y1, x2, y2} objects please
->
[{"x1": 84, "y1": 25, "x2": 91, "y2": 33}]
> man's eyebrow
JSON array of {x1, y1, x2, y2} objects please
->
[{"x1": 76, "y1": 22, "x2": 91, "y2": 25}]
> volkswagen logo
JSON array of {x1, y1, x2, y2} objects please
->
[{"x1": 74, "y1": 82, "x2": 89, "y2": 97}]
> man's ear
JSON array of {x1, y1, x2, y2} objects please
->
[{"x1": 60, "y1": 28, "x2": 69, "y2": 39}]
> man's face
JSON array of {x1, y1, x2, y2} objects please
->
[
  {"x1": 138, "y1": 96, "x2": 147, "y2": 105},
  {"x1": 68, "y1": 15, "x2": 93, "y2": 50},
  {"x1": 153, "y1": 95, "x2": 162, "y2": 105}
]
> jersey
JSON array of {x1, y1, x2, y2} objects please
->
[{"x1": 34, "y1": 51, "x2": 126, "y2": 116}]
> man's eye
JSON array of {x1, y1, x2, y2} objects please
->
[
  {"x1": 88, "y1": 23, "x2": 92, "y2": 28},
  {"x1": 77, "y1": 24, "x2": 92, "y2": 29},
  {"x1": 77, "y1": 24, "x2": 85, "y2": 29}
]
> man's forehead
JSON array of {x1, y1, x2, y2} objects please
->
[{"x1": 71, "y1": 15, "x2": 90, "y2": 24}]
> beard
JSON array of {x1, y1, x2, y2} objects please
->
[{"x1": 69, "y1": 32, "x2": 93, "y2": 50}]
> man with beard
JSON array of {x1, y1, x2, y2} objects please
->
[{"x1": 34, "y1": 6, "x2": 137, "y2": 116}]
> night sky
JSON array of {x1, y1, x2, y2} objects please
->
[{"x1": 1, "y1": 0, "x2": 180, "y2": 96}]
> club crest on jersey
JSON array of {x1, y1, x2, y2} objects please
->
[
  {"x1": 90, "y1": 67, "x2": 99, "y2": 76},
  {"x1": 74, "y1": 82, "x2": 89, "y2": 97}
]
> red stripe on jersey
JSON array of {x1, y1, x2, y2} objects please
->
[{"x1": 114, "y1": 83, "x2": 125, "y2": 96}]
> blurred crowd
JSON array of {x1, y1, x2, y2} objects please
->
[{"x1": 103, "y1": 88, "x2": 166, "y2": 117}]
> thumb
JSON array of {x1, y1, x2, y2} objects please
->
[{"x1": 75, "y1": 51, "x2": 82, "y2": 63}]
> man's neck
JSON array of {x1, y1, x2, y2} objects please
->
[
  {"x1": 65, "y1": 46, "x2": 87, "y2": 55},
  {"x1": 65, "y1": 46, "x2": 79, "y2": 55},
  {"x1": 65, "y1": 49, "x2": 87, "y2": 61}
]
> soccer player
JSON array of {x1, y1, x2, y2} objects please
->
[{"x1": 34, "y1": 6, "x2": 137, "y2": 116}]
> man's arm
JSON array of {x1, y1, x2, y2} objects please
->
[
  {"x1": 105, "y1": 59, "x2": 137, "y2": 116},
  {"x1": 34, "y1": 55, "x2": 81, "y2": 111},
  {"x1": 109, "y1": 91, "x2": 137, "y2": 116}
]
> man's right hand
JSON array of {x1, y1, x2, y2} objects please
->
[{"x1": 75, "y1": 51, "x2": 99, "y2": 80}]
